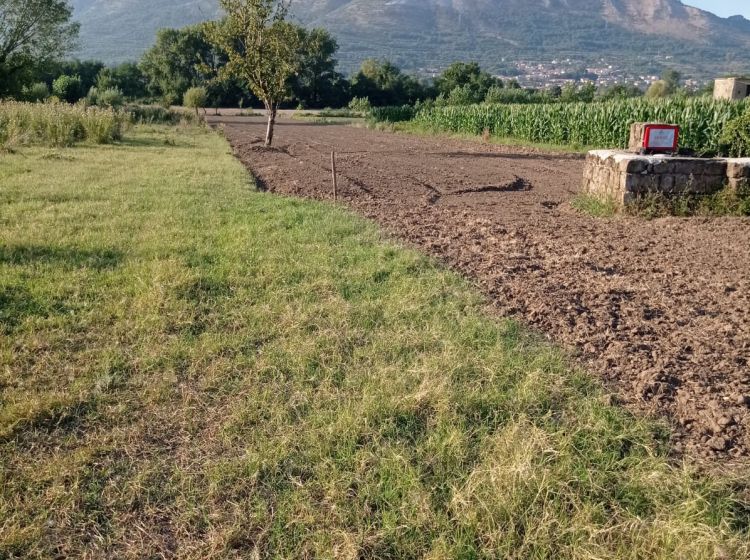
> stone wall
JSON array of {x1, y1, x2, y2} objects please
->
[{"x1": 582, "y1": 150, "x2": 750, "y2": 205}]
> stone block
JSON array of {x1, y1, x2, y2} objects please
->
[
  {"x1": 622, "y1": 173, "x2": 659, "y2": 193},
  {"x1": 672, "y1": 160, "x2": 725, "y2": 176},
  {"x1": 628, "y1": 123, "x2": 646, "y2": 152},
  {"x1": 618, "y1": 157, "x2": 647, "y2": 174},
  {"x1": 677, "y1": 174, "x2": 724, "y2": 194},
  {"x1": 650, "y1": 159, "x2": 673, "y2": 174},
  {"x1": 700, "y1": 159, "x2": 729, "y2": 176},
  {"x1": 727, "y1": 159, "x2": 750, "y2": 179},
  {"x1": 660, "y1": 175, "x2": 676, "y2": 192}
]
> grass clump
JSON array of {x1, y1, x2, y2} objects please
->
[
  {"x1": 0, "y1": 100, "x2": 126, "y2": 148},
  {"x1": 571, "y1": 194, "x2": 620, "y2": 217},
  {"x1": 0, "y1": 125, "x2": 748, "y2": 559}
]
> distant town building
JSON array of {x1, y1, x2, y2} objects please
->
[{"x1": 714, "y1": 77, "x2": 750, "y2": 101}]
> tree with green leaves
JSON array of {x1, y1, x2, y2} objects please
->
[
  {"x1": 350, "y1": 59, "x2": 430, "y2": 107},
  {"x1": 434, "y1": 62, "x2": 502, "y2": 104},
  {"x1": 139, "y1": 26, "x2": 217, "y2": 106},
  {"x1": 288, "y1": 28, "x2": 348, "y2": 109},
  {"x1": 0, "y1": 0, "x2": 79, "y2": 96},
  {"x1": 52, "y1": 73, "x2": 82, "y2": 102},
  {"x1": 645, "y1": 80, "x2": 670, "y2": 99},
  {"x1": 207, "y1": 0, "x2": 301, "y2": 146},
  {"x1": 96, "y1": 63, "x2": 148, "y2": 99},
  {"x1": 184, "y1": 86, "x2": 208, "y2": 117}
]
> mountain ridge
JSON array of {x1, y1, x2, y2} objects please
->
[{"x1": 69, "y1": 0, "x2": 750, "y2": 77}]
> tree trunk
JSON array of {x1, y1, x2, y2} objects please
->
[{"x1": 265, "y1": 104, "x2": 277, "y2": 146}]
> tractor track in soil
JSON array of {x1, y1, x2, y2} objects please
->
[{"x1": 211, "y1": 116, "x2": 750, "y2": 468}]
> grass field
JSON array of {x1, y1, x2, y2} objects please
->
[{"x1": 1, "y1": 125, "x2": 749, "y2": 559}]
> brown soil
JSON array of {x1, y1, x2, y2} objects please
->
[{"x1": 211, "y1": 116, "x2": 750, "y2": 466}]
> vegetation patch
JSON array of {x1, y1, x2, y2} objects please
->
[
  {"x1": 405, "y1": 97, "x2": 749, "y2": 155},
  {"x1": 626, "y1": 185, "x2": 750, "y2": 219},
  {"x1": 0, "y1": 100, "x2": 126, "y2": 148},
  {"x1": 571, "y1": 194, "x2": 620, "y2": 218},
  {"x1": 1, "y1": 125, "x2": 748, "y2": 558},
  {"x1": 573, "y1": 185, "x2": 750, "y2": 219}
]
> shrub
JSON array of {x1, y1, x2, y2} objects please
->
[
  {"x1": 21, "y1": 82, "x2": 50, "y2": 103},
  {"x1": 348, "y1": 96, "x2": 372, "y2": 114},
  {"x1": 0, "y1": 101, "x2": 126, "y2": 147},
  {"x1": 52, "y1": 74, "x2": 83, "y2": 103},
  {"x1": 719, "y1": 110, "x2": 750, "y2": 158},
  {"x1": 125, "y1": 105, "x2": 186, "y2": 125},
  {"x1": 97, "y1": 87, "x2": 125, "y2": 108},
  {"x1": 183, "y1": 87, "x2": 208, "y2": 116}
]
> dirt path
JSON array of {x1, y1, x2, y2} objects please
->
[{"x1": 211, "y1": 116, "x2": 750, "y2": 465}]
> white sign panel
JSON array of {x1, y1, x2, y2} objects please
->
[{"x1": 647, "y1": 128, "x2": 676, "y2": 149}]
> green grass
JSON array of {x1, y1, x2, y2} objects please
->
[
  {"x1": 571, "y1": 194, "x2": 620, "y2": 218},
  {"x1": 1, "y1": 125, "x2": 749, "y2": 559}
]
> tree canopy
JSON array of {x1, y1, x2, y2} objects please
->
[
  {"x1": 139, "y1": 26, "x2": 217, "y2": 105},
  {"x1": 434, "y1": 62, "x2": 502, "y2": 103},
  {"x1": 350, "y1": 59, "x2": 431, "y2": 106},
  {"x1": 0, "y1": 0, "x2": 79, "y2": 95},
  {"x1": 288, "y1": 28, "x2": 348, "y2": 109}
]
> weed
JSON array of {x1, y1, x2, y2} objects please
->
[
  {"x1": 572, "y1": 194, "x2": 619, "y2": 217},
  {"x1": 626, "y1": 185, "x2": 750, "y2": 219}
]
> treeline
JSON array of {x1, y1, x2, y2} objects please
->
[
  {"x1": 8, "y1": 23, "x2": 438, "y2": 109},
  {"x1": 3, "y1": 1, "x2": 709, "y2": 110}
]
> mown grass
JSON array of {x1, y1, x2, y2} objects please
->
[{"x1": 1, "y1": 125, "x2": 749, "y2": 559}]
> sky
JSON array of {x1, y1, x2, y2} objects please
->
[{"x1": 683, "y1": 0, "x2": 750, "y2": 18}]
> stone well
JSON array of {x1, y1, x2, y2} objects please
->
[{"x1": 582, "y1": 150, "x2": 750, "y2": 205}]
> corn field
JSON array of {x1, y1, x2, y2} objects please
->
[
  {"x1": 0, "y1": 101, "x2": 127, "y2": 148},
  {"x1": 412, "y1": 98, "x2": 750, "y2": 154}
]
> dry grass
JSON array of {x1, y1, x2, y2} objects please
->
[{"x1": 0, "y1": 125, "x2": 748, "y2": 559}]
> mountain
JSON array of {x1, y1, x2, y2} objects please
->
[{"x1": 69, "y1": 0, "x2": 750, "y2": 77}]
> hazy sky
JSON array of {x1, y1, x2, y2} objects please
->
[{"x1": 683, "y1": 1, "x2": 750, "y2": 18}]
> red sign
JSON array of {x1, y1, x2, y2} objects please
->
[{"x1": 643, "y1": 124, "x2": 679, "y2": 152}]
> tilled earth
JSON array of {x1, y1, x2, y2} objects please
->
[{"x1": 211, "y1": 116, "x2": 750, "y2": 465}]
